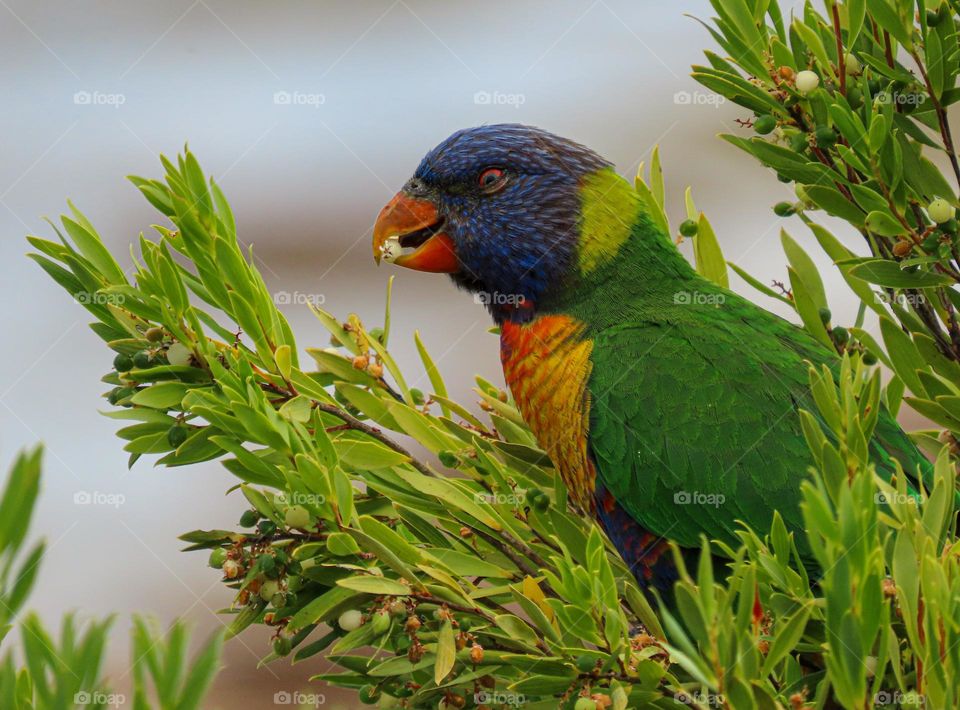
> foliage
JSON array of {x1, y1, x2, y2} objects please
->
[
  {"x1": 25, "y1": 1, "x2": 960, "y2": 708},
  {"x1": 0, "y1": 449, "x2": 223, "y2": 710}
]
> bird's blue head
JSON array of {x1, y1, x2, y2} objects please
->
[{"x1": 373, "y1": 124, "x2": 618, "y2": 320}]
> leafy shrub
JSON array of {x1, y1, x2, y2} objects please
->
[{"x1": 26, "y1": 1, "x2": 960, "y2": 708}]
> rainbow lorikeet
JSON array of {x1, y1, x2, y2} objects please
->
[{"x1": 371, "y1": 124, "x2": 931, "y2": 592}]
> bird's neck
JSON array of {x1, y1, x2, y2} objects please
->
[{"x1": 495, "y1": 169, "x2": 699, "y2": 325}]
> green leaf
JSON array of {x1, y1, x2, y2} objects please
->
[
  {"x1": 848, "y1": 259, "x2": 954, "y2": 288},
  {"x1": 434, "y1": 619, "x2": 456, "y2": 684}
]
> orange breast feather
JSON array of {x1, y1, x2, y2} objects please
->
[{"x1": 499, "y1": 315, "x2": 596, "y2": 511}]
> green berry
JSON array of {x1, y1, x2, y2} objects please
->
[
  {"x1": 944, "y1": 218, "x2": 958, "y2": 234},
  {"x1": 923, "y1": 234, "x2": 942, "y2": 252},
  {"x1": 753, "y1": 115, "x2": 776, "y2": 135},
  {"x1": 258, "y1": 519, "x2": 277, "y2": 536},
  {"x1": 145, "y1": 327, "x2": 164, "y2": 342},
  {"x1": 844, "y1": 53, "x2": 860, "y2": 75},
  {"x1": 576, "y1": 654, "x2": 597, "y2": 673},
  {"x1": 367, "y1": 327, "x2": 385, "y2": 343},
  {"x1": 818, "y1": 307, "x2": 831, "y2": 325},
  {"x1": 284, "y1": 505, "x2": 311, "y2": 529},
  {"x1": 863, "y1": 351, "x2": 878, "y2": 365},
  {"x1": 272, "y1": 635, "x2": 291, "y2": 657},
  {"x1": 814, "y1": 126, "x2": 836, "y2": 147},
  {"x1": 287, "y1": 575, "x2": 303, "y2": 593},
  {"x1": 133, "y1": 350, "x2": 152, "y2": 369},
  {"x1": 847, "y1": 86, "x2": 863, "y2": 109},
  {"x1": 438, "y1": 451, "x2": 459, "y2": 468},
  {"x1": 574, "y1": 698, "x2": 597, "y2": 710},
  {"x1": 239, "y1": 509, "x2": 260, "y2": 527},
  {"x1": 533, "y1": 493, "x2": 550, "y2": 512},
  {"x1": 928, "y1": 197, "x2": 955, "y2": 224},
  {"x1": 789, "y1": 132, "x2": 808, "y2": 152},
  {"x1": 370, "y1": 610, "x2": 391, "y2": 635},
  {"x1": 258, "y1": 554, "x2": 276, "y2": 573},
  {"x1": 774, "y1": 202, "x2": 796, "y2": 217},
  {"x1": 409, "y1": 388, "x2": 425, "y2": 406},
  {"x1": 113, "y1": 353, "x2": 134, "y2": 372},
  {"x1": 167, "y1": 426, "x2": 188, "y2": 448},
  {"x1": 208, "y1": 548, "x2": 227, "y2": 568},
  {"x1": 358, "y1": 685, "x2": 380, "y2": 704},
  {"x1": 678, "y1": 219, "x2": 699, "y2": 237},
  {"x1": 259, "y1": 579, "x2": 280, "y2": 601},
  {"x1": 832, "y1": 327, "x2": 849, "y2": 344},
  {"x1": 927, "y1": 8, "x2": 943, "y2": 26}
]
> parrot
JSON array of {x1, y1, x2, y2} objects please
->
[{"x1": 371, "y1": 123, "x2": 932, "y2": 592}]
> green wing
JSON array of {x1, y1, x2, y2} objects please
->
[{"x1": 586, "y1": 295, "x2": 931, "y2": 559}]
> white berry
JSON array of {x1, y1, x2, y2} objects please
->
[
  {"x1": 379, "y1": 236, "x2": 401, "y2": 263},
  {"x1": 338, "y1": 609, "x2": 363, "y2": 631},
  {"x1": 166, "y1": 342, "x2": 192, "y2": 367},
  {"x1": 928, "y1": 197, "x2": 955, "y2": 224},
  {"x1": 795, "y1": 70, "x2": 820, "y2": 94}
]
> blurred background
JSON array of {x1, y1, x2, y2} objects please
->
[{"x1": 0, "y1": 0, "x2": 932, "y2": 705}]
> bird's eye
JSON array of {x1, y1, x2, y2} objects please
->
[{"x1": 477, "y1": 167, "x2": 506, "y2": 190}]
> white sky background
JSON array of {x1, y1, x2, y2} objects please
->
[{"x1": 0, "y1": 0, "x2": 936, "y2": 704}]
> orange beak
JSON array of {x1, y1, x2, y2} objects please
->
[{"x1": 372, "y1": 192, "x2": 459, "y2": 273}]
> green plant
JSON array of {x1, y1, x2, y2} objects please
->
[
  {"x1": 0, "y1": 448, "x2": 224, "y2": 710},
  {"x1": 25, "y1": 1, "x2": 960, "y2": 707}
]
